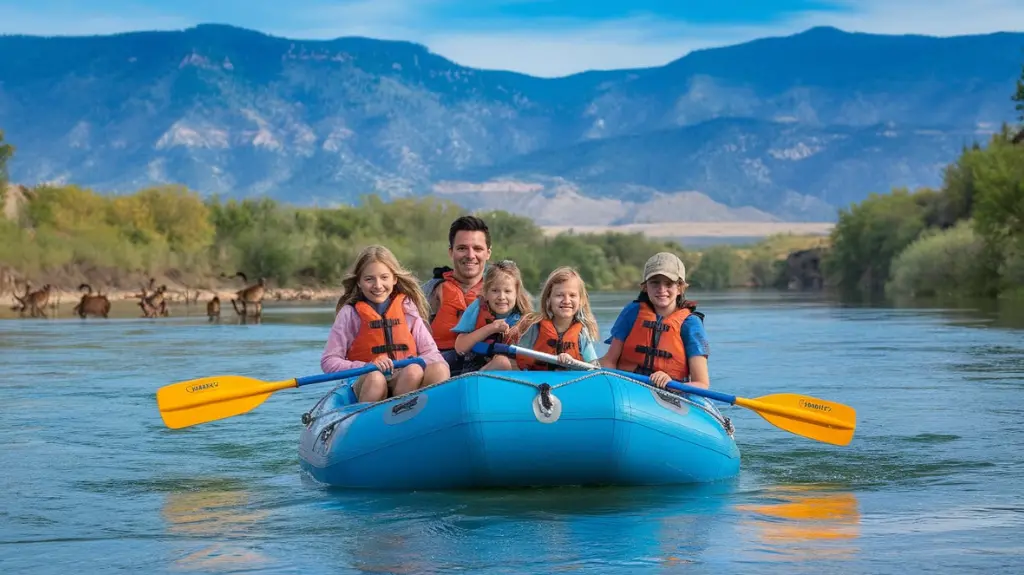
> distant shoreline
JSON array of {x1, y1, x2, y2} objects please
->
[
  {"x1": 0, "y1": 286, "x2": 342, "y2": 320},
  {"x1": 540, "y1": 222, "x2": 835, "y2": 238}
]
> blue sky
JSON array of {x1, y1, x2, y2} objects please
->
[{"x1": 0, "y1": 0, "x2": 1022, "y2": 77}]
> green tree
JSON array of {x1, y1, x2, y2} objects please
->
[
  {"x1": 886, "y1": 221, "x2": 988, "y2": 298},
  {"x1": 1014, "y1": 60, "x2": 1024, "y2": 123},
  {"x1": 0, "y1": 129, "x2": 13, "y2": 189},
  {"x1": 134, "y1": 185, "x2": 215, "y2": 255},
  {"x1": 477, "y1": 209, "x2": 542, "y2": 249},
  {"x1": 234, "y1": 227, "x2": 302, "y2": 286},
  {"x1": 1014, "y1": 61, "x2": 1024, "y2": 143},
  {"x1": 971, "y1": 134, "x2": 1024, "y2": 243},
  {"x1": 823, "y1": 188, "x2": 928, "y2": 296},
  {"x1": 929, "y1": 148, "x2": 978, "y2": 228},
  {"x1": 968, "y1": 133, "x2": 1024, "y2": 295},
  {"x1": 692, "y1": 245, "x2": 747, "y2": 290}
]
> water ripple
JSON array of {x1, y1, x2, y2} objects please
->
[{"x1": 1, "y1": 294, "x2": 1022, "y2": 574}]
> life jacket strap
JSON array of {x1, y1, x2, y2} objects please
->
[{"x1": 371, "y1": 343, "x2": 411, "y2": 355}]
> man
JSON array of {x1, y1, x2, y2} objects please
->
[{"x1": 423, "y1": 215, "x2": 492, "y2": 375}]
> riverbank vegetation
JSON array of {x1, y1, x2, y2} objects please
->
[
  {"x1": 2, "y1": 126, "x2": 834, "y2": 296},
  {"x1": 824, "y1": 62, "x2": 1024, "y2": 301},
  {"x1": 0, "y1": 185, "x2": 822, "y2": 297},
  {"x1": 824, "y1": 126, "x2": 1024, "y2": 301}
]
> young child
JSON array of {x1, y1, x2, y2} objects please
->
[
  {"x1": 452, "y1": 260, "x2": 534, "y2": 371},
  {"x1": 321, "y1": 245, "x2": 451, "y2": 402},
  {"x1": 511, "y1": 266, "x2": 600, "y2": 370},
  {"x1": 599, "y1": 252, "x2": 710, "y2": 390}
]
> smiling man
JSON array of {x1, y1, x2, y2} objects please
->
[{"x1": 425, "y1": 215, "x2": 493, "y2": 375}]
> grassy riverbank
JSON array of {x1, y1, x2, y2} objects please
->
[{"x1": 0, "y1": 177, "x2": 826, "y2": 302}]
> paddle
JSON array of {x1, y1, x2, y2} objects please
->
[
  {"x1": 473, "y1": 342, "x2": 856, "y2": 446},
  {"x1": 156, "y1": 358, "x2": 427, "y2": 430}
]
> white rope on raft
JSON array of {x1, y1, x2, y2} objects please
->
[{"x1": 306, "y1": 368, "x2": 734, "y2": 435}]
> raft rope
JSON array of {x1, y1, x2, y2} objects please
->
[{"x1": 302, "y1": 369, "x2": 735, "y2": 444}]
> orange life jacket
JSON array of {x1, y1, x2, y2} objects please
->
[
  {"x1": 616, "y1": 301, "x2": 692, "y2": 382},
  {"x1": 516, "y1": 319, "x2": 584, "y2": 371},
  {"x1": 473, "y1": 301, "x2": 507, "y2": 344},
  {"x1": 347, "y1": 294, "x2": 419, "y2": 362},
  {"x1": 430, "y1": 271, "x2": 482, "y2": 350}
]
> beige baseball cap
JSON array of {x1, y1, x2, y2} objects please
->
[{"x1": 643, "y1": 252, "x2": 686, "y2": 283}]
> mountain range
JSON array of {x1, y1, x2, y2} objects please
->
[{"x1": 0, "y1": 24, "x2": 1022, "y2": 224}]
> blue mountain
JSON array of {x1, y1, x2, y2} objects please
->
[{"x1": 1, "y1": 24, "x2": 1021, "y2": 222}]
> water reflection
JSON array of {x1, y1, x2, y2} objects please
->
[
  {"x1": 161, "y1": 486, "x2": 273, "y2": 572},
  {"x1": 735, "y1": 486, "x2": 861, "y2": 563},
  {"x1": 837, "y1": 293, "x2": 1024, "y2": 331},
  {"x1": 310, "y1": 482, "x2": 740, "y2": 573}
]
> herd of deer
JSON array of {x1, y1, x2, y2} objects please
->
[{"x1": 8, "y1": 272, "x2": 268, "y2": 322}]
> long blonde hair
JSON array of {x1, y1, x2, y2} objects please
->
[
  {"x1": 513, "y1": 266, "x2": 599, "y2": 341},
  {"x1": 335, "y1": 245, "x2": 431, "y2": 321},
  {"x1": 480, "y1": 259, "x2": 534, "y2": 317}
]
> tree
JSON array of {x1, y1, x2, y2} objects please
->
[
  {"x1": 0, "y1": 129, "x2": 13, "y2": 189},
  {"x1": 1015, "y1": 62, "x2": 1024, "y2": 120},
  {"x1": 822, "y1": 189, "x2": 928, "y2": 296},
  {"x1": 1014, "y1": 61, "x2": 1024, "y2": 143},
  {"x1": 971, "y1": 138, "x2": 1024, "y2": 243},
  {"x1": 692, "y1": 245, "x2": 747, "y2": 290}
]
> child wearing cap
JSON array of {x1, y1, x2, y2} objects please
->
[{"x1": 598, "y1": 252, "x2": 711, "y2": 390}]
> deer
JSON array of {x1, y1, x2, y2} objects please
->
[
  {"x1": 138, "y1": 278, "x2": 169, "y2": 318},
  {"x1": 11, "y1": 282, "x2": 53, "y2": 318},
  {"x1": 231, "y1": 272, "x2": 266, "y2": 320},
  {"x1": 73, "y1": 283, "x2": 111, "y2": 318},
  {"x1": 206, "y1": 294, "x2": 221, "y2": 322},
  {"x1": 9, "y1": 280, "x2": 30, "y2": 313}
]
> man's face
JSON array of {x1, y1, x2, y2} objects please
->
[{"x1": 449, "y1": 230, "x2": 491, "y2": 282}]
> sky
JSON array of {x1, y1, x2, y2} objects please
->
[{"x1": 0, "y1": 0, "x2": 1022, "y2": 77}]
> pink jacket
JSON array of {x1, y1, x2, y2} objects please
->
[{"x1": 321, "y1": 296, "x2": 445, "y2": 373}]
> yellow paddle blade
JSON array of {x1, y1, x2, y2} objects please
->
[
  {"x1": 735, "y1": 393, "x2": 857, "y2": 446},
  {"x1": 156, "y1": 375, "x2": 298, "y2": 430}
]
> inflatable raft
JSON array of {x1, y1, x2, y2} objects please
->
[{"x1": 298, "y1": 367, "x2": 741, "y2": 490}]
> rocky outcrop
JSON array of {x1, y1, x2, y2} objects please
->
[
  {"x1": 784, "y1": 248, "x2": 826, "y2": 290},
  {"x1": 2, "y1": 183, "x2": 30, "y2": 222}
]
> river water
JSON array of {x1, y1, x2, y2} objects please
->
[{"x1": 1, "y1": 291, "x2": 1022, "y2": 574}]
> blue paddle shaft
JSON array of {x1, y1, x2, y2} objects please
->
[
  {"x1": 603, "y1": 368, "x2": 737, "y2": 405},
  {"x1": 294, "y1": 358, "x2": 427, "y2": 387},
  {"x1": 472, "y1": 342, "x2": 737, "y2": 406}
]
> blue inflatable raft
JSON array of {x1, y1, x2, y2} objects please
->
[{"x1": 298, "y1": 367, "x2": 741, "y2": 490}]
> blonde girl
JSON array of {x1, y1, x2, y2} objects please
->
[
  {"x1": 321, "y1": 245, "x2": 450, "y2": 402},
  {"x1": 452, "y1": 259, "x2": 534, "y2": 371},
  {"x1": 510, "y1": 266, "x2": 600, "y2": 370}
]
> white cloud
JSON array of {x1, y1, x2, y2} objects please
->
[
  {"x1": 0, "y1": 0, "x2": 1021, "y2": 76},
  {"x1": 808, "y1": 0, "x2": 1024, "y2": 36},
  {"x1": 272, "y1": 0, "x2": 1024, "y2": 77},
  {"x1": 416, "y1": 18, "x2": 781, "y2": 77},
  {"x1": 0, "y1": 6, "x2": 190, "y2": 36}
]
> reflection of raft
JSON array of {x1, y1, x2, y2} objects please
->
[{"x1": 298, "y1": 369, "x2": 741, "y2": 490}]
